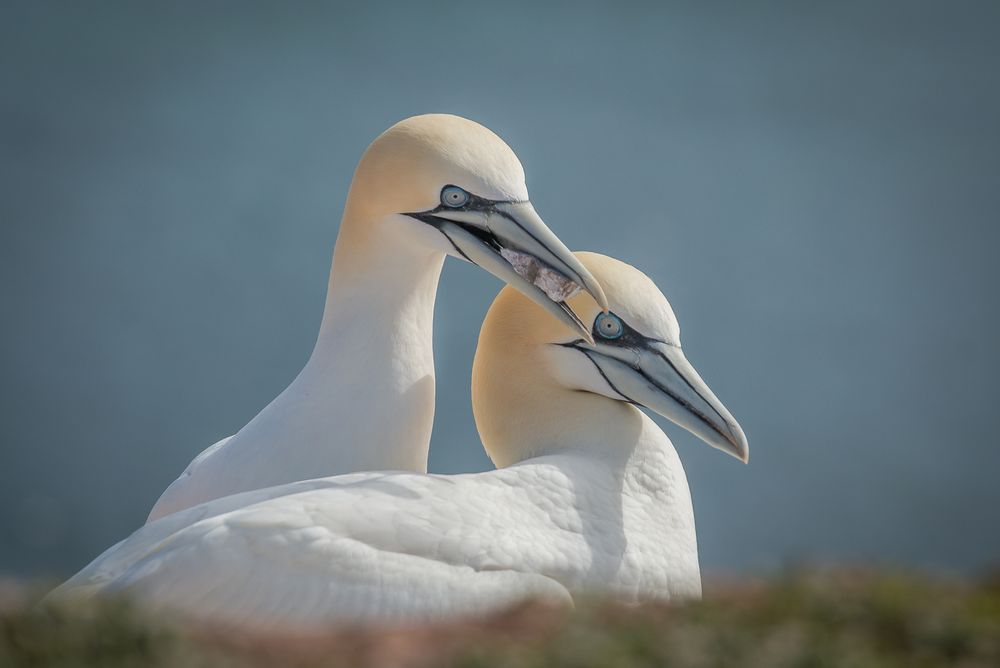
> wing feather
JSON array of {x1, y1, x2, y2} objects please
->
[{"x1": 51, "y1": 465, "x2": 585, "y2": 627}]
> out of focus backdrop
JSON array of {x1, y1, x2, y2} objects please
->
[{"x1": 1, "y1": 0, "x2": 998, "y2": 579}]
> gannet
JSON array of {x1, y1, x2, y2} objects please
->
[
  {"x1": 51, "y1": 253, "x2": 747, "y2": 629},
  {"x1": 146, "y1": 114, "x2": 607, "y2": 522}
]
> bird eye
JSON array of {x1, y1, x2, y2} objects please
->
[
  {"x1": 594, "y1": 312, "x2": 624, "y2": 340},
  {"x1": 441, "y1": 185, "x2": 470, "y2": 208}
]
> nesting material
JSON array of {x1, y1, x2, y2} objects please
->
[{"x1": 500, "y1": 248, "x2": 582, "y2": 302}]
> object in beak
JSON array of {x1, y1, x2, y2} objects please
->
[
  {"x1": 405, "y1": 196, "x2": 605, "y2": 340},
  {"x1": 500, "y1": 248, "x2": 582, "y2": 303}
]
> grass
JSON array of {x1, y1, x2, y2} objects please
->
[{"x1": 2, "y1": 569, "x2": 999, "y2": 667}]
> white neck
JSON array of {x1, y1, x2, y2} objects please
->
[
  {"x1": 499, "y1": 387, "x2": 662, "y2": 468},
  {"x1": 497, "y1": 398, "x2": 701, "y2": 600},
  {"x1": 230, "y1": 210, "x2": 445, "y2": 479},
  {"x1": 475, "y1": 335, "x2": 657, "y2": 468},
  {"x1": 316, "y1": 213, "x2": 443, "y2": 366},
  {"x1": 474, "y1": 342, "x2": 699, "y2": 557}
]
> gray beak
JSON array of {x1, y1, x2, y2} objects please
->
[
  {"x1": 572, "y1": 339, "x2": 749, "y2": 462},
  {"x1": 407, "y1": 201, "x2": 607, "y2": 341}
]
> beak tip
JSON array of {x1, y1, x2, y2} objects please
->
[
  {"x1": 724, "y1": 444, "x2": 749, "y2": 464},
  {"x1": 573, "y1": 271, "x2": 608, "y2": 313},
  {"x1": 592, "y1": 286, "x2": 610, "y2": 313},
  {"x1": 729, "y1": 429, "x2": 749, "y2": 464}
]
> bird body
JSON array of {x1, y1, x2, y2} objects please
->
[
  {"x1": 146, "y1": 115, "x2": 606, "y2": 522},
  {"x1": 57, "y1": 412, "x2": 697, "y2": 628},
  {"x1": 53, "y1": 253, "x2": 745, "y2": 630}
]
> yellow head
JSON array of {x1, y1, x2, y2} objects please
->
[
  {"x1": 473, "y1": 252, "x2": 748, "y2": 467},
  {"x1": 338, "y1": 114, "x2": 608, "y2": 338}
]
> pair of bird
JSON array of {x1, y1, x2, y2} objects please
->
[{"x1": 51, "y1": 114, "x2": 749, "y2": 630}]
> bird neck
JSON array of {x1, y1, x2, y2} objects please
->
[
  {"x1": 472, "y1": 328, "x2": 699, "y2": 597},
  {"x1": 260, "y1": 209, "x2": 445, "y2": 475},
  {"x1": 316, "y1": 212, "x2": 444, "y2": 350},
  {"x1": 476, "y1": 345, "x2": 662, "y2": 470}
]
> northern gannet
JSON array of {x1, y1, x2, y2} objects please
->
[
  {"x1": 51, "y1": 253, "x2": 747, "y2": 629},
  {"x1": 146, "y1": 115, "x2": 607, "y2": 522}
]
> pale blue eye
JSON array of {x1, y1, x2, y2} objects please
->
[
  {"x1": 595, "y1": 312, "x2": 624, "y2": 339},
  {"x1": 441, "y1": 185, "x2": 470, "y2": 208}
]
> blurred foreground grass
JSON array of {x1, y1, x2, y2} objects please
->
[{"x1": 3, "y1": 569, "x2": 999, "y2": 667}]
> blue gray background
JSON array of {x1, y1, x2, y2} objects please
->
[{"x1": 2, "y1": 1, "x2": 998, "y2": 578}]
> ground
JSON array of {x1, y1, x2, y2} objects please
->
[{"x1": 3, "y1": 569, "x2": 999, "y2": 667}]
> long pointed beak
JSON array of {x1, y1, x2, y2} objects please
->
[
  {"x1": 409, "y1": 201, "x2": 608, "y2": 341},
  {"x1": 576, "y1": 340, "x2": 749, "y2": 462},
  {"x1": 488, "y1": 202, "x2": 608, "y2": 313}
]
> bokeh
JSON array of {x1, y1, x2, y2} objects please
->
[{"x1": 1, "y1": 0, "x2": 998, "y2": 579}]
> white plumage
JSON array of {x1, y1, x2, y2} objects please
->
[
  {"x1": 146, "y1": 114, "x2": 606, "y2": 522},
  {"x1": 51, "y1": 253, "x2": 746, "y2": 631}
]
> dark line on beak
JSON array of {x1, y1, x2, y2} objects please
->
[
  {"x1": 644, "y1": 336, "x2": 679, "y2": 348},
  {"x1": 649, "y1": 347, "x2": 729, "y2": 429},
  {"x1": 556, "y1": 302, "x2": 587, "y2": 335},
  {"x1": 409, "y1": 205, "x2": 585, "y2": 299},
  {"x1": 631, "y1": 362, "x2": 736, "y2": 446},
  {"x1": 583, "y1": 352, "x2": 637, "y2": 404},
  {"x1": 556, "y1": 342, "x2": 635, "y2": 404},
  {"x1": 562, "y1": 341, "x2": 735, "y2": 447},
  {"x1": 491, "y1": 206, "x2": 585, "y2": 288},
  {"x1": 436, "y1": 229, "x2": 473, "y2": 263}
]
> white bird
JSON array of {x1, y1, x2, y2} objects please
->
[
  {"x1": 146, "y1": 114, "x2": 607, "y2": 522},
  {"x1": 51, "y1": 253, "x2": 748, "y2": 630}
]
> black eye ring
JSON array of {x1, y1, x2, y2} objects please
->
[
  {"x1": 441, "y1": 185, "x2": 470, "y2": 208},
  {"x1": 594, "y1": 312, "x2": 624, "y2": 340}
]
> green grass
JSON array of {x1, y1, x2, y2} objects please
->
[{"x1": 3, "y1": 569, "x2": 999, "y2": 667}]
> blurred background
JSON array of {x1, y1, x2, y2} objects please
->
[{"x1": 1, "y1": 0, "x2": 997, "y2": 580}]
